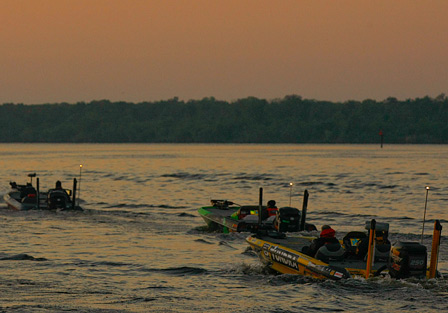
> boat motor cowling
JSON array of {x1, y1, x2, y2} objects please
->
[
  {"x1": 274, "y1": 207, "x2": 301, "y2": 233},
  {"x1": 48, "y1": 190, "x2": 70, "y2": 210},
  {"x1": 388, "y1": 241, "x2": 427, "y2": 279}
]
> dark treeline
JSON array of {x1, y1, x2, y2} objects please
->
[{"x1": 1, "y1": 95, "x2": 447, "y2": 143}]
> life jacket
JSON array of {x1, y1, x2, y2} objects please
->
[{"x1": 266, "y1": 206, "x2": 278, "y2": 217}]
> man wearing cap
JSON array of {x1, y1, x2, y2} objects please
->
[{"x1": 303, "y1": 225, "x2": 339, "y2": 257}]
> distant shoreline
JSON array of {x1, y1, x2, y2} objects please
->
[{"x1": 1, "y1": 96, "x2": 447, "y2": 144}]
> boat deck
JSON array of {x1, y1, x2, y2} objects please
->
[
  {"x1": 204, "y1": 206, "x2": 240, "y2": 217},
  {"x1": 256, "y1": 234, "x2": 388, "y2": 272}
]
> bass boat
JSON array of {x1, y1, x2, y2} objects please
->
[
  {"x1": 198, "y1": 188, "x2": 316, "y2": 233},
  {"x1": 4, "y1": 173, "x2": 83, "y2": 211},
  {"x1": 247, "y1": 217, "x2": 443, "y2": 280}
]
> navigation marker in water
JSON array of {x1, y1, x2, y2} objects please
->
[
  {"x1": 421, "y1": 186, "x2": 430, "y2": 243},
  {"x1": 379, "y1": 130, "x2": 384, "y2": 148}
]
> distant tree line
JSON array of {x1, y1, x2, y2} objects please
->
[{"x1": 0, "y1": 95, "x2": 447, "y2": 143}]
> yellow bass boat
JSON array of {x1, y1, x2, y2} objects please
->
[{"x1": 247, "y1": 219, "x2": 442, "y2": 280}]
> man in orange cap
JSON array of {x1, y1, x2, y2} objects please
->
[{"x1": 303, "y1": 225, "x2": 339, "y2": 257}]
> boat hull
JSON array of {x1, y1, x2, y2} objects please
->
[
  {"x1": 198, "y1": 205, "x2": 269, "y2": 232},
  {"x1": 198, "y1": 206, "x2": 240, "y2": 232},
  {"x1": 246, "y1": 234, "x2": 352, "y2": 280},
  {"x1": 3, "y1": 193, "x2": 38, "y2": 211},
  {"x1": 4, "y1": 190, "x2": 83, "y2": 211}
]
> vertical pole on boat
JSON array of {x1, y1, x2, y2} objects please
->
[
  {"x1": 258, "y1": 187, "x2": 263, "y2": 226},
  {"x1": 36, "y1": 177, "x2": 40, "y2": 210},
  {"x1": 428, "y1": 220, "x2": 442, "y2": 279},
  {"x1": 72, "y1": 178, "x2": 77, "y2": 210},
  {"x1": 289, "y1": 182, "x2": 293, "y2": 207},
  {"x1": 78, "y1": 164, "x2": 83, "y2": 207},
  {"x1": 300, "y1": 190, "x2": 309, "y2": 231},
  {"x1": 365, "y1": 219, "x2": 376, "y2": 279},
  {"x1": 421, "y1": 186, "x2": 430, "y2": 244}
]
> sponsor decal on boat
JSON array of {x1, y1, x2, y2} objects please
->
[
  {"x1": 257, "y1": 240, "x2": 347, "y2": 279},
  {"x1": 265, "y1": 245, "x2": 301, "y2": 270},
  {"x1": 333, "y1": 271, "x2": 344, "y2": 279},
  {"x1": 308, "y1": 261, "x2": 345, "y2": 279}
]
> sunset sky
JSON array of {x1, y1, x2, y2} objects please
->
[{"x1": 1, "y1": 0, "x2": 447, "y2": 104}]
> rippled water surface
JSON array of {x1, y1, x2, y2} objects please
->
[{"x1": 0, "y1": 144, "x2": 447, "y2": 312}]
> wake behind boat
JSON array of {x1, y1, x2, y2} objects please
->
[{"x1": 4, "y1": 173, "x2": 83, "y2": 211}]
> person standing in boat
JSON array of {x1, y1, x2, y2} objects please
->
[{"x1": 302, "y1": 225, "x2": 339, "y2": 256}]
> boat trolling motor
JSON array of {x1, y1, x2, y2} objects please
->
[{"x1": 210, "y1": 199, "x2": 234, "y2": 209}]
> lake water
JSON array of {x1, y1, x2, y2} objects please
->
[{"x1": 0, "y1": 144, "x2": 447, "y2": 312}]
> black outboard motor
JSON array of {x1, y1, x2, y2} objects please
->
[
  {"x1": 274, "y1": 207, "x2": 301, "y2": 232},
  {"x1": 389, "y1": 241, "x2": 427, "y2": 279},
  {"x1": 48, "y1": 190, "x2": 69, "y2": 210}
]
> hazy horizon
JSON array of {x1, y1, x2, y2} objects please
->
[{"x1": 2, "y1": 0, "x2": 447, "y2": 104}]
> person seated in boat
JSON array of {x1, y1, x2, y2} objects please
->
[
  {"x1": 302, "y1": 225, "x2": 339, "y2": 257},
  {"x1": 53, "y1": 180, "x2": 71, "y2": 196},
  {"x1": 55, "y1": 180, "x2": 63, "y2": 190},
  {"x1": 266, "y1": 200, "x2": 278, "y2": 218},
  {"x1": 49, "y1": 180, "x2": 70, "y2": 197}
]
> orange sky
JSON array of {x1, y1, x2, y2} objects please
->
[{"x1": 1, "y1": 0, "x2": 447, "y2": 104}]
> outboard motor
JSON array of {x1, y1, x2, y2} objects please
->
[
  {"x1": 274, "y1": 207, "x2": 301, "y2": 232},
  {"x1": 389, "y1": 241, "x2": 427, "y2": 279},
  {"x1": 48, "y1": 190, "x2": 69, "y2": 210}
]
